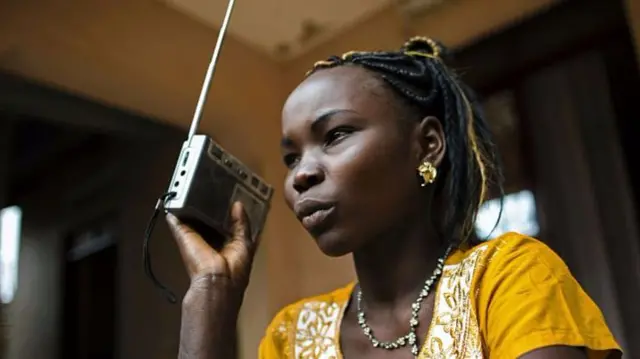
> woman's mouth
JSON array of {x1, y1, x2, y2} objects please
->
[{"x1": 300, "y1": 206, "x2": 337, "y2": 235}]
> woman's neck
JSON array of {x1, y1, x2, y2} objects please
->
[{"x1": 351, "y1": 217, "x2": 444, "y2": 312}]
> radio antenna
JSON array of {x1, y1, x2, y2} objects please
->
[{"x1": 186, "y1": 0, "x2": 237, "y2": 146}]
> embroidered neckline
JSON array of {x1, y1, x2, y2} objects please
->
[
  {"x1": 328, "y1": 267, "x2": 449, "y2": 358},
  {"x1": 290, "y1": 244, "x2": 488, "y2": 359}
]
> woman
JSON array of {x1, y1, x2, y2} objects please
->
[{"x1": 168, "y1": 37, "x2": 621, "y2": 359}]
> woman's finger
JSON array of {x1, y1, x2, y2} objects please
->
[
  {"x1": 166, "y1": 213, "x2": 225, "y2": 278},
  {"x1": 220, "y1": 202, "x2": 258, "y2": 281}
]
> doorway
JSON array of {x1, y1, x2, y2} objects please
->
[
  {"x1": 62, "y1": 215, "x2": 119, "y2": 359},
  {"x1": 0, "y1": 71, "x2": 184, "y2": 359},
  {"x1": 456, "y1": 0, "x2": 640, "y2": 355}
]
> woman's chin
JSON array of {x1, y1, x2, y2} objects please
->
[{"x1": 311, "y1": 229, "x2": 354, "y2": 257}]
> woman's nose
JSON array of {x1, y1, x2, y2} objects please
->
[{"x1": 292, "y1": 162, "x2": 325, "y2": 194}]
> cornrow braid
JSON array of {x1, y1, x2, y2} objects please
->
[{"x1": 305, "y1": 36, "x2": 504, "y2": 246}]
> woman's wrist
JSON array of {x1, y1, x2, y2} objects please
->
[{"x1": 178, "y1": 275, "x2": 244, "y2": 359}]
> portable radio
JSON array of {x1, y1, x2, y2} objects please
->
[
  {"x1": 163, "y1": 134, "x2": 274, "y2": 245},
  {"x1": 143, "y1": 0, "x2": 274, "y2": 303}
]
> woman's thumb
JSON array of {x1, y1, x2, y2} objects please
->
[
  {"x1": 220, "y1": 202, "x2": 256, "y2": 272},
  {"x1": 231, "y1": 202, "x2": 252, "y2": 243}
]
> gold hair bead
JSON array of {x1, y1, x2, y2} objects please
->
[
  {"x1": 341, "y1": 51, "x2": 363, "y2": 60},
  {"x1": 305, "y1": 60, "x2": 337, "y2": 77},
  {"x1": 404, "y1": 36, "x2": 441, "y2": 59},
  {"x1": 312, "y1": 60, "x2": 335, "y2": 68},
  {"x1": 404, "y1": 51, "x2": 439, "y2": 61}
]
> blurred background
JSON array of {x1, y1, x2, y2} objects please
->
[{"x1": 1, "y1": 0, "x2": 640, "y2": 358}]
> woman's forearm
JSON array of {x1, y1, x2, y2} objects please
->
[{"x1": 178, "y1": 275, "x2": 242, "y2": 359}]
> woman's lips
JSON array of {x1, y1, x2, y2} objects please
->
[{"x1": 301, "y1": 206, "x2": 336, "y2": 234}]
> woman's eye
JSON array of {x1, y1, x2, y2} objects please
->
[
  {"x1": 282, "y1": 154, "x2": 300, "y2": 168},
  {"x1": 325, "y1": 127, "x2": 353, "y2": 145}
]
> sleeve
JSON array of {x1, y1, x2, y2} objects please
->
[
  {"x1": 258, "y1": 306, "x2": 294, "y2": 359},
  {"x1": 478, "y1": 236, "x2": 622, "y2": 359}
]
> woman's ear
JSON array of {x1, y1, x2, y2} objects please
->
[{"x1": 413, "y1": 116, "x2": 446, "y2": 166}]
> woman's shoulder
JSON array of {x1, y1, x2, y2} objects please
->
[
  {"x1": 448, "y1": 231, "x2": 583, "y2": 302},
  {"x1": 448, "y1": 231, "x2": 569, "y2": 276},
  {"x1": 259, "y1": 282, "x2": 354, "y2": 357},
  {"x1": 447, "y1": 232, "x2": 622, "y2": 358},
  {"x1": 453, "y1": 231, "x2": 557, "y2": 259},
  {"x1": 269, "y1": 282, "x2": 354, "y2": 326}
]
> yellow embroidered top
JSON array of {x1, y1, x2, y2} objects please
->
[{"x1": 258, "y1": 233, "x2": 621, "y2": 359}]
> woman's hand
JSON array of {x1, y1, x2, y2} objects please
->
[{"x1": 167, "y1": 202, "x2": 259, "y2": 359}]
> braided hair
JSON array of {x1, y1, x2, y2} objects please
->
[{"x1": 305, "y1": 37, "x2": 504, "y2": 246}]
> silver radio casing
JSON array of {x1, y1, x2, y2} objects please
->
[{"x1": 163, "y1": 134, "x2": 274, "y2": 243}]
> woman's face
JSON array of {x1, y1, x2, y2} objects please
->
[{"x1": 281, "y1": 66, "x2": 443, "y2": 256}]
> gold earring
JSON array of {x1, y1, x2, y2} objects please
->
[{"x1": 417, "y1": 161, "x2": 437, "y2": 187}]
